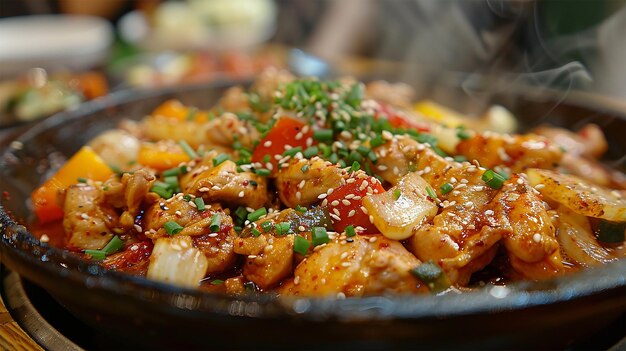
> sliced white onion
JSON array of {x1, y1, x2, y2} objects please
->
[
  {"x1": 363, "y1": 172, "x2": 438, "y2": 240},
  {"x1": 147, "y1": 235, "x2": 208, "y2": 288}
]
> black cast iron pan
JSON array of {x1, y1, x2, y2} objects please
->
[{"x1": 0, "y1": 80, "x2": 624, "y2": 349}]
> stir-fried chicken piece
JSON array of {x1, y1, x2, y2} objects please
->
[
  {"x1": 88, "y1": 130, "x2": 140, "y2": 171},
  {"x1": 61, "y1": 184, "x2": 119, "y2": 250},
  {"x1": 250, "y1": 68, "x2": 295, "y2": 102},
  {"x1": 102, "y1": 170, "x2": 156, "y2": 229},
  {"x1": 275, "y1": 157, "x2": 345, "y2": 208},
  {"x1": 280, "y1": 235, "x2": 428, "y2": 297},
  {"x1": 456, "y1": 132, "x2": 563, "y2": 173},
  {"x1": 205, "y1": 112, "x2": 260, "y2": 150},
  {"x1": 143, "y1": 197, "x2": 237, "y2": 274},
  {"x1": 234, "y1": 233, "x2": 295, "y2": 289},
  {"x1": 218, "y1": 86, "x2": 251, "y2": 113},
  {"x1": 491, "y1": 175, "x2": 564, "y2": 279},
  {"x1": 181, "y1": 154, "x2": 268, "y2": 209},
  {"x1": 141, "y1": 114, "x2": 209, "y2": 148}
]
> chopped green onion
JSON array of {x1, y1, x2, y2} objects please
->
[
  {"x1": 84, "y1": 250, "x2": 106, "y2": 260},
  {"x1": 212, "y1": 153, "x2": 230, "y2": 167},
  {"x1": 275, "y1": 222, "x2": 291, "y2": 235},
  {"x1": 293, "y1": 236, "x2": 311, "y2": 255},
  {"x1": 345, "y1": 225, "x2": 356, "y2": 237},
  {"x1": 303, "y1": 146, "x2": 319, "y2": 158},
  {"x1": 255, "y1": 168, "x2": 271, "y2": 176},
  {"x1": 350, "y1": 161, "x2": 361, "y2": 172},
  {"x1": 194, "y1": 197, "x2": 206, "y2": 211},
  {"x1": 249, "y1": 180, "x2": 258, "y2": 187},
  {"x1": 482, "y1": 169, "x2": 506, "y2": 189},
  {"x1": 367, "y1": 151, "x2": 378, "y2": 164},
  {"x1": 162, "y1": 167, "x2": 181, "y2": 177},
  {"x1": 456, "y1": 127, "x2": 471, "y2": 140},
  {"x1": 262, "y1": 155, "x2": 271, "y2": 164},
  {"x1": 597, "y1": 220, "x2": 626, "y2": 243},
  {"x1": 426, "y1": 186, "x2": 437, "y2": 199},
  {"x1": 283, "y1": 146, "x2": 302, "y2": 157},
  {"x1": 247, "y1": 207, "x2": 267, "y2": 222},
  {"x1": 370, "y1": 135, "x2": 385, "y2": 148},
  {"x1": 211, "y1": 279, "x2": 224, "y2": 285},
  {"x1": 311, "y1": 227, "x2": 329, "y2": 246},
  {"x1": 347, "y1": 150, "x2": 362, "y2": 165},
  {"x1": 77, "y1": 177, "x2": 87, "y2": 183},
  {"x1": 295, "y1": 205, "x2": 307, "y2": 213},
  {"x1": 102, "y1": 235, "x2": 124, "y2": 254},
  {"x1": 313, "y1": 129, "x2": 333, "y2": 142},
  {"x1": 261, "y1": 221, "x2": 274, "y2": 232},
  {"x1": 164, "y1": 221, "x2": 183, "y2": 235},
  {"x1": 244, "y1": 281, "x2": 256, "y2": 293},
  {"x1": 151, "y1": 185, "x2": 173, "y2": 199},
  {"x1": 178, "y1": 140, "x2": 197, "y2": 159},
  {"x1": 329, "y1": 153, "x2": 339, "y2": 164},
  {"x1": 183, "y1": 194, "x2": 192, "y2": 201},
  {"x1": 235, "y1": 206, "x2": 248, "y2": 220},
  {"x1": 393, "y1": 188, "x2": 402, "y2": 200},
  {"x1": 440, "y1": 183, "x2": 454, "y2": 195},
  {"x1": 164, "y1": 175, "x2": 179, "y2": 188},
  {"x1": 251, "y1": 228, "x2": 262, "y2": 237},
  {"x1": 356, "y1": 145, "x2": 370, "y2": 156},
  {"x1": 209, "y1": 214, "x2": 221, "y2": 232},
  {"x1": 301, "y1": 164, "x2": 310, "y2": 173},
  {"x1": 410, "y1": 260, "x2": 451, "y2": 293}
]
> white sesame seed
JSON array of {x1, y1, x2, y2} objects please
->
[
  {"x1": 298, "y1": 180, "x2": 306, "y2": 189},
  {"x1": 341, "y1": 199, "x2": 351, "y2": 206},
  {"x1": 533, "y1": 233, "x2": 542, "y2": 243},
  {"x1": 485, "y1": 210, "x2": 494, "y2": 216},
  {"x1": 80, "y1": 213, "x2": 89, "y2": 220},
  {"x1": 341, "y1": 262, "x2": 351, "y2": 267},
  {"x1": 263, "y1": 140, "x2": 273, "y2": 147},
  {"x1": 298, "y1": 226, "x2": 306, "y2": 232},
  {"x1": 134, "y1": 224, "x2": 143, "y2": 232},
  {"x1": 534, "y1": 184, "x2": 545, "y2": 190},
  {"x1": 369, "y1": 236, "x2": 377, "y2": 243},
  {"x1": 348, "y1": 210, "x2": 356, "y2": 217},
  {"x1": 199, "y1": 187, "x2": 210, "y2": 192},
  {"x1": 294, "y1": 276, "x2": 300, "y2": 285},
  {"x1": 238, "y1": 191, "x2": 245, "y2": 198},
  {"x1": 40, "y1": 234, "x2": 49, "y2": 243},
  {"x1": 336, "y1": 292, "x2": 346, "y2": 299},
  {"x1": 318, "y1": 193, "x2": 328, "y2": 199},
  {"x1": 296, "y1": 191, "x2": 302, "y2": 200},
  {"x1": 208, "y1": 233, "x2": 219, "y2": 237}
]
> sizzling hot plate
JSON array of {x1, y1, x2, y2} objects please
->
[{"x1": 0, "y1": 80, "x2": 625, "y2": 349}]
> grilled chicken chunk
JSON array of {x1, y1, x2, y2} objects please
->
[
  {"x1": 234, "y1": 233, "x2": 295, "y2": 289},
  {"x1": 181, "y1": 154, "x2": 268, "y2": 209},
  {"x1": 143, "y1": 197, "x2": 236, "y2": 274},
  {"x1": 205, "y1": 112, "x2": 260, "y2": 150},
  {"x1": 456, "y1": 132, "x2": 563, "y2": 173},
  {"x1": 102, "y1": 170, "x2": 156, "y2": 229},
  {"x1": 280, "y1": 235, "x2": 428, "y2": 297},
  {"x1": 275, "y1": 157, "x2": 345, "y2": 208},
  {"x1": 61, "y1": 184, "x2": 118, "y2": 250}
]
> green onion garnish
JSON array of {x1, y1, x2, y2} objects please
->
[
  {"x1": 178, "y1": 140, "x2": 197, "y2": 159},
  {"x1": 283, "y1": 146, "x2": 302, "y2": 157},
  {"x1": 410, "y1": 260, "x2": 451, "y2": 293},
  {"x1": 370, "y1": 135, "x2": 385, "y2": 148},
  {"x1": 456, "y1": 127, "x2": 471, "y2": 140},
  {"x1": 209, "y1": 214, "x2": 221, "y2": 232},
  {"x1": 234, "y1": 206, "x2": 248, "y2": 220},
  {"x1": 194, "y1": 197, "x2": 206, "y2": 211},
  {"x1": 77, "y1": 177, "x2": 87, "y2": 183},
  {"x1": 440, "y1": 183, "x2": 454, "y2": 195},
  {"x1": 295, "y1": 205, "x2": 307, "y2": 213},
  {"x1": 313, "y1": 129, "x2": 333, "y2": 142},
  {"x1": 345, "y1": 225, "x2": 356, "y2": 237},
  {"x1": 303, "y1": 146, "x2": 319, "y2": 158},
  {"x1": 350, "y1": 161, "x2": 361, "y2": 172},
  {"x1": 186, "y1": 108, "x2": 197, "y2": 121},
  {"x1": 151, "y1": 185, "x2": 173, "y2": 199},
  {"x1": 212, "y1": 153, "x2": 230, "y2": 167},
  {"x1": 247, "y1": 207, "x2": 267, "y2": 222},
  {"x1": 312, "y1": 227, "x2": 329, "y2": 246},
  {"x1": 293, "y1": 236, "x2": 311, "y2": 255},
  {"x1": 251, "y1": 228, "x2": 262, "y2": 237},
  {"x1": 164, "y1": 175, "x2": 179, "y2": 188},
  {"x1": 261, "y1": 221, "x2": 274, "y2": 232},
  {"x1": 183, "y1": 194, "x2": 192, "y2": 201},
  {"x1": 255, "y1": 168, "x2": 271, "y2": 176},
  {"x1": 162, "y1": 167, "x2": 181, "y2": 177},
  {"x1": 84, "y1": 250, "x2": 106, "y2": 260},
  {"x1": 367, "y1": 151, "x2": 378, "y2": 164},
  {"x1": 275, "y1": 222, "x2": 291, "y2": 235},
  {"x1": 84, "y1": 235, "x2": 124, "y2": 260},
  {"x1": 301, "y1": 164, "x2": 310, "y2": 173},
  {"x1": 211, "y1": 279, "x2": 224, "y2": 285},
  {"x1": 426, "y1": 186, "x2": 437, "y2": 199},
  {"x1": 482, "y1": 169, "x2": 506, "y2": 189},
  {"x1": 453, "y1": 155, "x2": 468, "y2": 163},
  {"x1": 164, "y1": 221, "x2": 183, "y2": 235},
  {"x1": 393, "y1": 189, "x2": 402, "y2": 200},
  {"x1": 356, "y1": 145, "x2": 370, "y2": 156}
]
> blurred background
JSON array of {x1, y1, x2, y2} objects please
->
[{"x1": 0, "y1": 0, "x2": 625, "y2": 125}]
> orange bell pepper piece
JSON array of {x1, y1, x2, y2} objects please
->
[
  {"x1": 152, "y1": 99, "x2": 209, "y2": 123},
  {"x1": 31, "y1": 146, "x2": 113, "y2": 223},
  {"x1": 137, "y1": 141, "x2": 191, "y2": 171}
]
